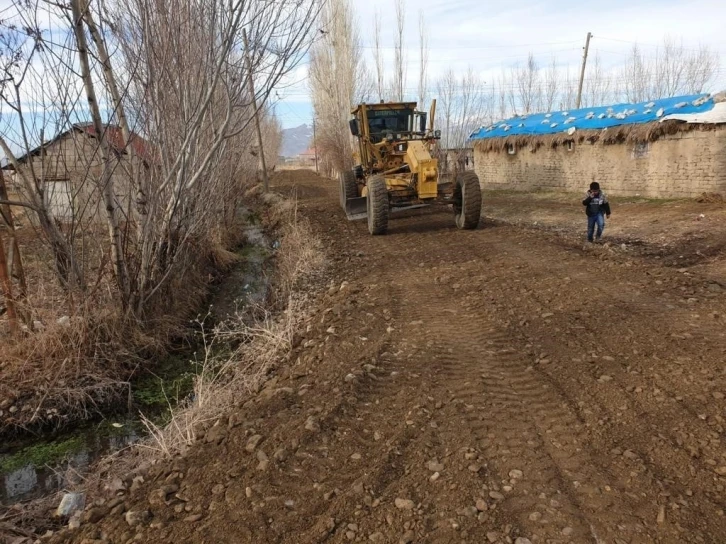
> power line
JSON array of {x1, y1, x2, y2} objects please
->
[
  {"x1": 358, "y1": 40, "x2": 583, "y2": 50},
  {"x1": 596, "y1": 36, "x2": 726, "y2": 53}
]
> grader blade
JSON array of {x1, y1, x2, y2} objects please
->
[
  {"x1": 345, "y1": 197, "x2": 430, "y2": 221},
  {"x1": 344, "y1": 196, "x2": 368, "y2": 220}
]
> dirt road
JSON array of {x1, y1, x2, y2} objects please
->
[{"x1": 61, "y1": 170, "x2": 726, "y2": 544}]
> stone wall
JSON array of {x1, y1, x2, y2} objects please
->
[
  {"x1": 12, "y1": 131, "x2": 139, "y2": 223},
  {"x1": 474, "y1": 127, "x2": 726, "y2": 198}
]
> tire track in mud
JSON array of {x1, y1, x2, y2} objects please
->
[
  {"x1": 338, "y1": 194, "x2": 726, "y2": 542},
  {"x1": 471, "y1": 236, "x2": 726, "y2": 540},
  {"x1": 402, "y1": 304, "x2": 651, "y2": 543}
]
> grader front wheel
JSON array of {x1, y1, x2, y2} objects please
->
[
  {"x1": 453, "y1": 171, "x2": 482, "y2": 230},
  {"x1": 366, "y1": 175, "x2": 389, "y2": 235}
]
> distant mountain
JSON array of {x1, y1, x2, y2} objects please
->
[{"x1": 281, "y1": 124, "x2": 313, "y2": 158}]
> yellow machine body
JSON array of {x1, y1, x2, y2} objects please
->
[{"x1": 343, "y1": 100, "x2": 444, "y2": 219}]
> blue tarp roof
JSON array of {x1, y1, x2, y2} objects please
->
[{"x1": 469, "y1": 93, "x2": 715, "y2": 141}]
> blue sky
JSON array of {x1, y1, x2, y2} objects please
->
[{"x1": 273, "y1": 0, "x2": 726, "y2": 128}]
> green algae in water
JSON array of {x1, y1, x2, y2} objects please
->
[
  {"x1": 132, "y1": 355, "x2": 197, "y2": 410},
  {"x1": 0, "y1": 435, "x2": 85, "y2": 473}
]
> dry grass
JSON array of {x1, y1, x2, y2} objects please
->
[
  {"x1": 131, "y1": 190, "x2": 324, "y2": 458},
  {"x1": 0, "y1": 303, "x2": 168, "y2": 435},
  {"x1": 474, "y1": 120, "x2": 723, "y2": 154},
  {"x1": 0, "y1": 184, "x2": 326, "y2": 542},
  {"x1": 0, "y1": 202, "x2": 249, "y2": 436}
]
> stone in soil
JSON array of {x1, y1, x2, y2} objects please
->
[
  {"x1": 400, "y1": 530, "x2": 415, "y2": 543},
  {"x1": 427, "y1": 460, "x2": 444, "y2": 472},
  {"x1": 394, "y1": 498, "x2": 415, "y2": 510},
  {"x1": 305, "y1": 416, "x2": 321, "y2": 432},
  {"x1": 245, "y1": 434, "x2": 264, "y2": 452},
  {"x1": 125, "y1": 509, "x2": 152, "y2": 527}
]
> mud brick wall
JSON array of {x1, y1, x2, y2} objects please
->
[{"x1": 474, "y1": 127, "x2": 726, "y2": 198}]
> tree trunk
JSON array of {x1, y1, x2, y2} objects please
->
[{"x1": 71, "y1": 0, "x2": 130, "y2": 307}]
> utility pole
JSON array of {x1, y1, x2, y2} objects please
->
[
  {"x1": 312, "y1": 118, "x2": 318, "y2": 173},
  {"x1": 242, "y1": 28, "x2": 269, "y2": 192},
  {"x1": 576, "y1": 32, "x2": 592, "y2": 109}
]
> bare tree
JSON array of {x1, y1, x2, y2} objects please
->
[
  {"x1": 685, "y1": 44, "x2": 720, "y2": 93},
  {"x1": 373, "y1": 10, "x2": 385, "y2": 102},
  {"x1": 654, "y1": 35, "x2": 687, "y2": 98},
  {"x1": 494, "y1": 72, "x2": 510, "y2": 121},
  {"x1": 451, "y1": 68, "x2": 489, "y2": 149},
  {"x1": 560, "y1": 65, "x2": 578, "y2": 110},
  {"x1": 418, "y1": 9, "x2": 428, "y2": 110},
  {"x1": 1, "y1": 0, "x2": 317, "y2": 316},
  {"x1": 512, "y1": 53, "x2": 541, "y2": 114},
  {"x1": 436, "y1": 67, "x2": 489, "y2": 151},
  {"x1": 622, "y1": 38, "x2": 719, "y2": 102},
  {"x1": 393, "y1": 0, "x2": 406, "y2": 101},
  {"x1": 309, "y1": 0, "x2": 364, "y2": 175},
  {"x1": 436, "y1": 69, "x2": 456, "y2": 150},
  {"x1": 622, "y1": 44, "x2": 652, "y2": 102},
  {"x1": 584, "y1": 53, "x2": 611, "y2": 107},
  {"x1": 543, "y1": 57, "x2": 559, "y2": 112}
]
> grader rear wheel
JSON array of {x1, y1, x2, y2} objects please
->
[
  {"x1": 339, "y1": 170, "x2": 357, "y2": 208},
  {"x1": 366, "y1": 175, "x2": 389, "y2": 235},
  {"x1": 453, "y1": 171, "x2": 482, "y2": 230}
]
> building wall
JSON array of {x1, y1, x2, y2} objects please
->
[
  {"x1": 474, "y1": 127, "x2": 726, "y2": 198},
  {"x1": 13, "y1": 131, "x2": 139, "y2": 224}
]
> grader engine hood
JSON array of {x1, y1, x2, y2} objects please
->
[{"x1": 406, "y1": 140, "x2": 438, "y2": 200}]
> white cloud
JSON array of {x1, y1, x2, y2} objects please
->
[{"x1": 273, "y1": 0, "x2": 726, "y2": 125}]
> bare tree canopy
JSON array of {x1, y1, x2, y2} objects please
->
[
  {"x1": 309, "y1": 0, "x2": 364, "y2": 176},
  {"x1": 0, "y1": 0, "x2": 320, "y2": 316}
]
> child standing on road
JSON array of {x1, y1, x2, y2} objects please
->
[{"x1": 582, "y1": 181, "x2": 611, "y2": 242}]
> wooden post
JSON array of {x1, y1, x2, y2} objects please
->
[
  {"x1": 242, "y1": 28, "x2": 269, "y2": 192},
  {"x1": 576, "y1": 32, "x2": 592, "y2": 109}
]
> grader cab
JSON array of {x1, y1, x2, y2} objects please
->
[{"x1": 340, "y1": 100, "x2": 482, "y2": 234}]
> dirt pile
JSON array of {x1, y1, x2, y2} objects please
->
[{"x1": 695, "y1": 192, "x2": 724, "y2": 204}]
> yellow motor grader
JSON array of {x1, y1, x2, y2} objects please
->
[{"x1": 340, "y1": 99, "x2": 482, "y2": 234}]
